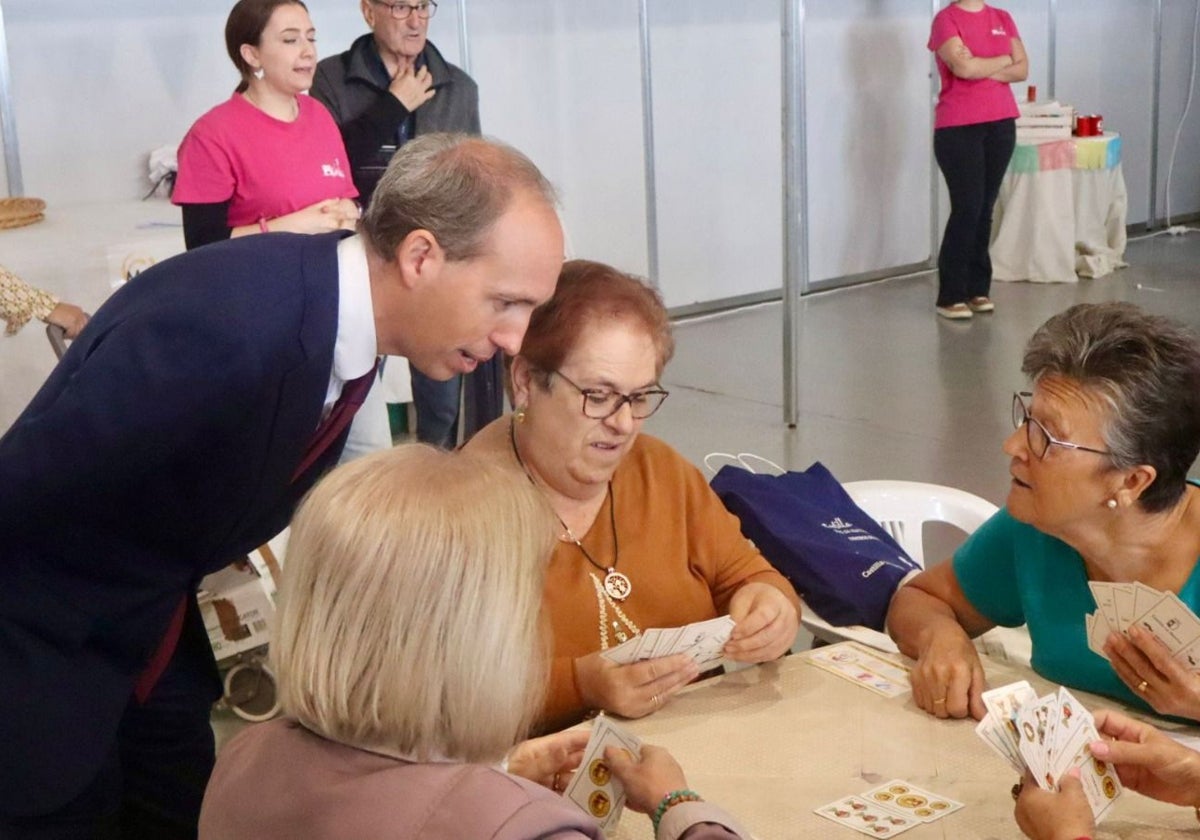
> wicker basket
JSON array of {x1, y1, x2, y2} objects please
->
[{"x1": 0, "y1": 196, "x2": 45, "y2": 230}]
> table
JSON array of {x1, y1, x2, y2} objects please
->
[
  {"x1": 990, "y1": 133, "x2": 1128, "y2": 285},
  {"x1": 0, "y1": 199, "x2": 186, "y2": 430},
  {"x1": 608, "y1": 649, "x2": 1195, "y2": 839}
]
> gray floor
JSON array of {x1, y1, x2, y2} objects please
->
[{"x1": 645, "y1": 231, "x2": 1200, "y2": 512}]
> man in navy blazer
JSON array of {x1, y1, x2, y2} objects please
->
[{"x1": 0, "y1": 133, "x2": 563, "y2": 839}]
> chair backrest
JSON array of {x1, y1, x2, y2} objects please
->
[{"x1": 842, "y1": 480, "x2": 999, "y2": 568}]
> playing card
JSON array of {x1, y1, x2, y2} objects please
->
[
  {"x1": 1174, "y1": 634, "x2": 1200, "y2": 670},
  {"x1": 673, "y1": 616, "x2": 736, "y2": 667},
  {"x1": 600, "y1": 635, "x2": 641, "y2": 665},
  {"x1": 1087, "y1": 582, "x2": 1121, "y2": 633},
  {"x1": 650, "y1": 627, "x2": 685, "y2": 659},
  {"x1": 982, "y1": 681, "x2": 1037, "y2": 757},
  {"x1": 1086, "y1": 608, "x2": 1114, "y2": 661},
  {"x1": 814, "y1": 796, "x2": 918, "y2": 837},
  {"x1": 633, "y1": 629, "x2": 662, "y2": 661},
  {"x1": 562, "y1": 715, "x2": 643, "y2": 831},
  {"x1": 1132, "y1": 582, "x2": 1163, "y2": 625},
  {"x1": 1015, "y1": 694, "x2": 1057, "y2": 786},
  {"x1": 975, "y1": 716, "x2": 1024, "y2": 774},
  {"x1": 1132, "y1": 591, "x2": 1200, "y2": 655},
  {"x1": 1112, "y1": 584, "x2": 1138, "y2": 631},
  {"x1": 808, "y1": 642, "x2": 911, "y2": 698},
  {"x1": 860, "y1": 780, "x2": 964, "y2": 823}
]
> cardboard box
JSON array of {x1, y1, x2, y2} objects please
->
[{"x1": 198, "y1": 562, "x2": 276, "y2": 662}]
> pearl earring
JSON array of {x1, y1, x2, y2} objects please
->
[
  {"x1": 1106, "y1": 499, "x2": 1118, "y2": 509},
  {"x1": 252, "y1": 67, "x2": 264, "y2": 80}
]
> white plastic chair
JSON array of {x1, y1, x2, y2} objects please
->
[{"x1": 800, "y1": 480, "x2": 1032, "y2": 666}]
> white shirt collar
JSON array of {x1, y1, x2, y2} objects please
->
[{"x1": 326, "y1": 235, "x2": 378, "y2": 408}]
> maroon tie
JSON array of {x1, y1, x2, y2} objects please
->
[{"x1": 291, "y1": 361, "x2": 379, "y2": 482}]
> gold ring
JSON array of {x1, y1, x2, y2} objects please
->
[
  {"x1": 652, "y1": 693, "x2": 660, "y2": 708},
  {"x1": 1137, "y1": 680, "x2": 1149, "y2": 693},
  {"x1": 1011, "y1": 782, "x2": 1023, "y2": 801},
  {"x1": 552, "y1": 772, "x2": 562, "y2": 792},
  {"x1": 933, "y1": 697, "x2": 947, "y2": 705}
]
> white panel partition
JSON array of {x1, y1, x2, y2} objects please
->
[
  {"x1": 470, "y1": 0, "x2": 649, "y2": 277},
  {"x1": 1056, "y1": 0, "x2": 1157, "y2": 226},
  {"x1": 1157, "y1": 0, "x2": 1200, "y2": 224},
  {"x1": 648, "y1": 0, "x2": 782, "y2": 308},
  {"x1": 804, "y1": 0, "x2": 934, "y2": 288}
]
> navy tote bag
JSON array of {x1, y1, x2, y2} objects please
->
[{"x1": 711, "y1": 461, "x2": 920, "y2": 630}]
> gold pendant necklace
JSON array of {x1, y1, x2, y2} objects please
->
[{"x1": 509, "y1": 417, "x2": 631, "y2": 601}]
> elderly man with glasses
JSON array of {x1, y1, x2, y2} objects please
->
[{"x1": 313, "y1": 1, "x2": 491, "y2": 451}]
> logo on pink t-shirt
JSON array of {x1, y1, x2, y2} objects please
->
[{"x1": 321, "y1": 159, "x2": 348, "y2": 180}]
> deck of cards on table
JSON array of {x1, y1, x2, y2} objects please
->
[
  {"x1": 1087, "y1": 581, "x2": 1200, "y2": 666},
  {"x1": 975, "y1": 680, "x2": 1122, "y2": 822},
  {"x1": 562, "y1": 715, "x2": 643, "y2": 831},
  {"x1": 815, "y1": 779, "x2": 963, "y2": 837},
  {"x1": 600, "y1": 616, "x2": 736, "y2": 668}
]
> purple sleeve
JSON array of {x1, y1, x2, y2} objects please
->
[{"x1": 927, "y1": 9, "x2": 958, "y2": 53}]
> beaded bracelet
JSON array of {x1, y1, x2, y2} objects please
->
[{"x1": 651, "y1": 789, "x2": 702, "y2": 834}]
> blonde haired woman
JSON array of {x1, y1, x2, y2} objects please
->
[{"x1": 199, "y1": 445, "x2": 747, "y2": 839}]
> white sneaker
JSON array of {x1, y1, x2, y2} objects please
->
[
  {"x1": 936, "y1": 303, "x2": 973, "y2": 320},
  {"x1": 968, "y1": 296, "x2": 995, "y2": 313}
]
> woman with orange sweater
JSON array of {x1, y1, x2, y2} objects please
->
[{"x1": 465, "y1": 260, "x2": 800, "y2": 732}]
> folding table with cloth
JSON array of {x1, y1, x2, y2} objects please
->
[{"x1": 990, "y1": 132, "x2": 1127, "y2": 284}]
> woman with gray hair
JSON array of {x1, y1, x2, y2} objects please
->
[
  {"x1": 198, "y1": 445, "x2": 747, "y2": 839},
  {"x1": 887, "y1": 302, "x2": 1200, "y2": 722}
]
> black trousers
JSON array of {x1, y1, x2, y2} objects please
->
[
  {"x1": 933, "y1": 118, "x2": 1016, "y2": 307},
  {"x1": 1, "y1": 613, "x2": 219, "y2": 840}
]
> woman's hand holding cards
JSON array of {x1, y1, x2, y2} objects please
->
[
  {"x1": 575, "y1": 651, "x2": 700, "y2": 719},
  {"x1": 505, "y1": 729, "x2": 591, "y2": 792},
  {"x1": 1105, "y1": 624, "x2": 1200, "y2": 721},
  {"x1": 1091, "y1": 709, "x2": 1200, "y2": 808},
  {"x1": 605, "y1": 744, "x2": 690, "y2": 813},
  {"x1": 1013, "y1": 769, "x2": 1094, "y2": 840},
  {"x1": 910, "y1": 621, "x2": 988, "y2": 720}
]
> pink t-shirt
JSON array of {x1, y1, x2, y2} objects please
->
[
  {"x1": 173, "y1": 93, "x2": 357, "y2": 227},
  {"x1": 928, "y1": 3, "x2": 1021, "y2": 129}
]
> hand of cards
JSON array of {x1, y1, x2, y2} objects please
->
[
  {"x1": 1087, "y1": 581, "x2": 1200, "y2": 667},
  {"x1": 974, "y1": 680, "x2": 1122, "y2": 822},
  {"x1": 600, "y1": 616, "x2": 736, "y2": 668},
  {"x1": 561, "y1": 715, "x2": 642, "y2": 831}
]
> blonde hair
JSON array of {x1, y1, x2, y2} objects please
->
[{"x1": 273, "y1": 445, "x2": 556, "y2": 762}]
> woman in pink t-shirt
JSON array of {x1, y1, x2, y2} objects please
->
[
  {"x1": 174, "y1": 0, "x2": 360, "y2": 250},
  {"x1": 928, "y1": 1, "x2": 1027, "y2": 320}
]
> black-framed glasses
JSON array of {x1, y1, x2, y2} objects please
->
[
  {"x1": 553, "y1": 370, "x2": 669, "y2": 420},
  {"x1": 373, "y1": 0, "x2": 437, "y2": 20},
  {"x1": 1011, "y1": 392, "x2": 1111, "y2": 460}
]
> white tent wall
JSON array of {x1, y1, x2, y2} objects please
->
[
  {"x1": 468, "y1": 0, "x2": 651, "y2": 281},
  {"x1": 0, "y1": 1, "x2": 1195, "y2": 305},
  {"x1": 1159, "y1": 0, "x2": 1200, "y2": 224}
]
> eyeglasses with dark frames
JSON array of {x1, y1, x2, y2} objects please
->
[
  {"x1": 1011, "y1": 392, "x2": 1112, "y2": 460},
  {"x1": 372, "y1": 0, "x2": 437, "y2": 21},
  {"x1": 553, "y1": 370, "x2": 669, "y2": 420}
]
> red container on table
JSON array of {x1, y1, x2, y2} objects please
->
[{"x1": 1075, "y1": 114, "x2": 1103, "y2": 137}]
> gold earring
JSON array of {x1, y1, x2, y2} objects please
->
[
  {"x1": 1106, "y1": 498, "x2": 1118, "y2": 509},
  {"x1": 514, "y1": 407, "x2": 527, "y2": 423}
]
